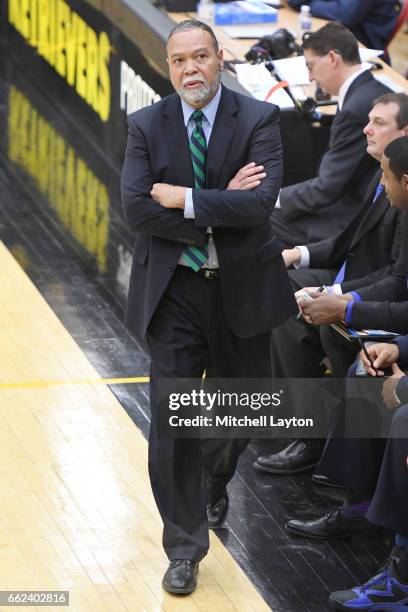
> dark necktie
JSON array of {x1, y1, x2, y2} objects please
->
[
  {"x1": 180, "y1": 110, "x2": 209, "y2": 272},
  {"x1": 334, "y1": 183, "x2": 384, "y2": 284}
]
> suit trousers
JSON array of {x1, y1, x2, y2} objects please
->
[
  {"x1": 366, "y1": 403, "x2": 408, "y2": 536},
  {"x1": 146, "y1": 266, "x2": 271, "y2": 562},
  {"x1": 317, "y1": 364, "x2": 408, "y2": 533},
  {"x1": 317, "y1": 360, "x2": 386, "y2": 496},
  {"x1": 319, "y1": 403, "x2": 408, "y2": 534}
]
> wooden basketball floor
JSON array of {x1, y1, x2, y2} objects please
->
[{"x1": 0, "y1": 241, "x2": 270, "y2": 611}]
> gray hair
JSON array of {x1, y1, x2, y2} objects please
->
[{"x1": 167, "y1": 19, "x2": 219, "y2": 52}]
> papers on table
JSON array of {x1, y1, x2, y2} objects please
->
[
  {"x1": 359, "y1": 48, "x2": 384, "y2": 62},
  {"x1": 273, "y1": 56, "x2": 310, "y2": 86},
  {"x1": 223, "y1": 24, "x2": 278, "y2": 38},
  {"x1": 235, "y1": 63, "x2": 295, "y2": 107},
  {"x1": 234, "y1": 46, "x2": 395, "y2": 102},
  {"x1": 266, "y1": 49, "x2": 389, "y2": 88}
]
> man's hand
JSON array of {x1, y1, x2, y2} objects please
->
[
  {"x1": 295, "y1": 287, "x2": 319, "y2": 300},
  {"x1": 150, "y1": 183, "x2": 186, "y2": 209},
  {"x1": 227, "y1": 162, "x2": 266, "y2": 190},
  {"x1": 282, "y1": 248, "x2": 301, "y2": 268},
  {"x1": 382, "y1": 363, "x2": 405, "y2": 410},
  {"x1": 360, "y1": 342, "x2": 400, "y2": 376},
  {"x1": 298, "y1": 294, "x2": 348, "y2": 325}
]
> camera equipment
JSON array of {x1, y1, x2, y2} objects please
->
[
  {"x1": 264, "y1": 62, "x2": 334, "y2": 124},
  {"x1": 243, "y1": 48, "x2": 333, "y2": 125},
  {"x1": 245, "y1": 29, "x2": 302, "y2": 62}
]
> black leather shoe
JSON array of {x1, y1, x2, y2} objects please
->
[
  {"x1": 162, "y1": 560, "x2": 199, "y2": 594},
  {"x1": 207, "y1": 495, "x2": 229, "y2": 529},
  {"x1": 254, "y1": 439, "x2": 323, "y2": 474},
  {"x1": 312, "y1": 474, "x2": 346, "y2": 489},
  {"x1": 286, "y1": 509, "x2": 374, "y2": 540}
]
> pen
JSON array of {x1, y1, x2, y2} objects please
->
[
  {"x1": 358, "y1": 338, "x2": 378, "y2": 377},
  {"x1": 296, "y1": 285, "x2": 326, "y2": 319}
]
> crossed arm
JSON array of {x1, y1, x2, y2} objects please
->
[{"x1": 150, "y1": 162, "x2": 267, "y2": 209}]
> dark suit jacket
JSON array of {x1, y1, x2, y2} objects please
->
[
  {"x1": 287, "y1": 0, "x2": 400, "y2": 51},
  {"x1": 273, "y1": 71, "x2": 390, "y2": 242},
  {"x1": 121, "y1": 86, "x2": 297, "y2": 340},
  {"x1": 347, "y1": 211, "x2": 408, "y2": 333},
  {"x1": 306, "y1": 171, "x2": 401, "y2": 291}
]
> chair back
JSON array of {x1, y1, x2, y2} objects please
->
[{"x1": 386, "y1": 0, "x2": 408, "y2": 47}]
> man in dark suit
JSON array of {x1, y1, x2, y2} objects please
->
[
  {"x1": 306, "y1": 335, "x2": 408, "y2": 609},
  {"x1": 287, "y1": 0, "x2": 402, "y2": 54},
  {"x1": 255, "y1": 95, "x2": 408, "y2": 476},
  {"x1": 288, "y1": 138, "x2": 408, "y2": 610},
  {"x1": 282, "y1": 138, "x2": 408, "y2": 550},
  {"x1": 270, "y1": 22, "x2": 390, "y2": 247},
  {"x1": 121, "y1": 19, "x2": 296, "y2": 594},
  {"x1": 281, "y1": 93, "x2": 408, "y2": 285}
]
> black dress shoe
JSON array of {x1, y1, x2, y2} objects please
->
[
  {"x1": 285, "y1": 509, "x2": 374, "y2": 540},
  {"x1": 254, "y1": 439, "x2": 323, "y2": 474},
  {"x1": 312, "y1": 473, "x2": 346, "y2": 489},
  {"x1": 207, "y1": 495, "x2": 229, "y2": 529},
  {"x1": 162, "y1": 560, "x2": 199, "y2": 594}
]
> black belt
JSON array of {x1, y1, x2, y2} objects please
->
[
  {"x1": 198, "y1": 268, "x2": 219, "y2": 280},
  {"x1": 178, "y1": 265, "x2": 219, "y2": 280}
]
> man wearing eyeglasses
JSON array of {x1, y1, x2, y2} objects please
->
[{"x1": 270, "y1": 22, "x2": 390, "y2": 247}]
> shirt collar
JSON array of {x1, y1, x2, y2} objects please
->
[
  {"x1": 338, "y1": 67, "x2": 368, "y2": 111},
  {"x1": 181, "y1": 85, "x2": 222, "y2": 128}
]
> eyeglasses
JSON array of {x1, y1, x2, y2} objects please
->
[
  {"x1": 304, "y1": 47, "x2": 342, "y2": 72},
  {"x1": 305, "y1": 53, "x2": 329, "y2": 73}
]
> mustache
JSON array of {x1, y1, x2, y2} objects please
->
[{"x1": 182, "y1": 77, "x2": 207, "y2": 87}]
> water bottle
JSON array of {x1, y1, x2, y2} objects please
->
[
  {"x1": 299, "y1": 5, "x2": 312, "y2": 39},
  {"x1": 197, "y1": 0, "x2": 215, "y2": 24}
]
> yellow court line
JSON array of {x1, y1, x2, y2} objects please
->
[
  {"x1": 0, "y1": 376, "x2": 150, "y2": 390},
  {"x1": 0, "y1": 239, "x2": 271, "y2": 611}
]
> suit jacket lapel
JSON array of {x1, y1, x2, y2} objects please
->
[
  {"x1": 342, "y1": 70, "x2": 372, "y2": 108},
  {"x1": 206, "y1": 86, "x2": 238, "y2": 188},
  {"x1": 162, "y1": 94, "x2": 195, "y2": 188},
  {"x1": 350, "y1": 171, "x2": 388, "y2": 248}
]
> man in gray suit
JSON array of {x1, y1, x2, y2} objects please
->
[{"x1": 270, "y1": 22, "x2": 390, "y2": 247}]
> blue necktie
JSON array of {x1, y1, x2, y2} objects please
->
[
  {"x1": 334, "y1": 183, "x2": 384, "y2": 284},
  {"x1": 179, "y1": 110, "x2": 209, "y2": 272}
]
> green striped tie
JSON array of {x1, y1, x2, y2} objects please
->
[{"x1": 180, "y1": 110, "x2": 209, "y2": 272}]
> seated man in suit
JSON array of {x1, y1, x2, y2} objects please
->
[
  {"x1": 279, "y1": 138, "x2": 408, "y2": 550},
  {"x1": 287, "y1": 0, "x2": 402, "y2": 55},
  {"x1": 296, "y1": 136, "x2": 408, "y2": 372},
  {"x1": 307, "y1": 345, "x2": 408, "y2": 611},
  {"x1": 254, "y1": 97, "x2": 408, "y2": 476},
  {"x1": 270, "y1": 22, "x2": 390, "y2": 247},
  {"x1": 289, "y1": 341, "x2": 408, "y2": 611}
]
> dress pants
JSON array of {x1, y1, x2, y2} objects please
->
[
  {"x1": 319, "y1": 403, "x2": 408, "y2": 533},
  {"x1": 316, "y1": 360, "x2": 386, "y2": 496},
  {"x1": 146, "y1": 266, "x2": 271, "y2": 562},
  {"x1": 367, "y1": 403, "x2": 408, "y2": 536}
]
